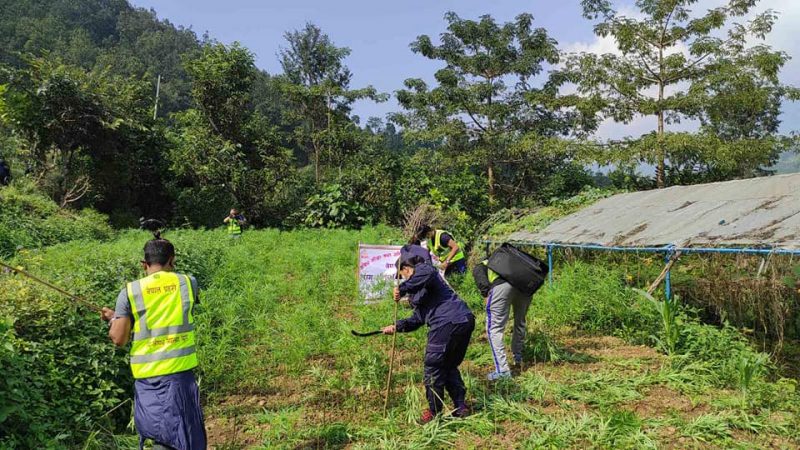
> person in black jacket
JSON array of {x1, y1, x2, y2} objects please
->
[
  {"x1": 382, "y1": 255, "x2": 475, "y2": 423},
  {"x1": 473, "y1": 260, "x2": 532, "y2": 380},
  {"x1": 0, "y1": 159, "x2": 11, "y2": 186}
]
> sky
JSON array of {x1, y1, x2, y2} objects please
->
[{"x1": 130, "y1": 0, "x2": 800, "y2": 140}]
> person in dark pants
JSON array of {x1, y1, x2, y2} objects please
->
[
  {"x1": 101, "y1": 233, "x2": 206, "y2": 450},
  {"x1": 382, "y1": 255, "x2": 475, "y2": 423},
  {"x1": 0, "y1": 159, "x2": 11, "y2": 186}
]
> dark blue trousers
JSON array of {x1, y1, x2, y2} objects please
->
[
  {"x1": 444, "y1": 259, "x2": 468, "y2": 277},
  {"x1": 134, "y1": 370, "x2": 206, "y2": 450},
  {"x1": 423, "y1": 316, "x2": 475, "y2": 414}
]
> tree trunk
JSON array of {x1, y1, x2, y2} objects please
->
[
  {"x1": 656, "y1": 48, "x2": 666, "y2": 189},
  {"x1": 314, "y1": 144, "x2": 320, "y2": 184},
  {"x1": 487, "y1": 162, "x2": 495, "y2": 203},
  {"x1": 656, "y1": 107, "x2": 665, "y2": 188},
  {"x1": 58, "y1": 148, "x2": 73, "y2": 208}
]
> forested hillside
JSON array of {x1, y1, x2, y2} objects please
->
[{"x1": 0, "y1": 0, "x2": 197, "y2": 113}]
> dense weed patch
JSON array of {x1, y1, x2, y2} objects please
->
[
  {"x1": 0, "y1": 182, "x2": 114, "y2": 257},
  {"x1": 2, "y1": 227, "x2": 799, "y2": 448}
]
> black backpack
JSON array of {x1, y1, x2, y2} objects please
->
[{"x1": 487, "y1": 243, "x2": 549, "y2": 296}]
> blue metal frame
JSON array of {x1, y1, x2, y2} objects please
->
[
  {"x1": 664, "y1": 246, "x2": 675, "y2": 301},
  {"x1": 481, "y1": 239, "x2": 800, "y2": 300},
  {"x1": 483, "y1": 240, "x2": 800, "y2": 256}
]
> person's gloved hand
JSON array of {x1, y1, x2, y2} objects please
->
[{"x1": 382, "y1": 325, "x2": 396, "y2": 335}]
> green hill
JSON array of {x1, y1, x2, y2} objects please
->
[{"x1": 0, "y1": 0, "x2": 199, "y2": 115}]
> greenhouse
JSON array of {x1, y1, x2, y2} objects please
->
[{"x1": 488, "y1": 173, "x2": 800, "y2": 300}]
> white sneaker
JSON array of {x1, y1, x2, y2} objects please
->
[{"x1": 487, "y1": 371, "x2": 512, "y2": 381}]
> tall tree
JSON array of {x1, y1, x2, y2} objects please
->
[
  {"x1": 171, "y1": 42, "x2": 294, "y2": 226},
  {"x1": 1, "y1": 55, "x2": 167, "y2": 212},
  {"x1": 393, "y1": 12, "x2": 594, "y2": 203},
  {"x1": 278, "y1": 23, "x2": 385, "y2": 183},
  {"x1": 571, "y1": 0, "x2": 798, "y2": 187}
]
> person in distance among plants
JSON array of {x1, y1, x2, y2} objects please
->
[
  {"x1": 412, "y1": 225, "x2": 467, "y2": 277},
  {"x1": 101, "y1": 232, "x2": 206, "y2": 450},
  {"x1": 223, "y1": 208, "x2": 247, "y2": 238},
  {"x1": 383, "y1": 255, "x2": 475, "y2": 424}
]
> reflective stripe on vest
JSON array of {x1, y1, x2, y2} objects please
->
[
  {"x1": 482, "y1": 260, "x2": 500, "y2": 283},
  {"x1": 228, "y1": 218, "x2": 242, "y2": 235},
  {"x1": 127, "y1": 272, "x2": 198, "y2": 379},
  {"x1": 431, "y1": 229, "x2": 465, "y2": 263}
]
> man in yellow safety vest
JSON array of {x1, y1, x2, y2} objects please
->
[
  {"x1": 101, "y1": 232, "x2": 206, "y2": 450},
  {"x1": 223, "y1": 208, "x2": 246, "y2": 237}
]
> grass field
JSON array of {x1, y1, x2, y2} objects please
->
[{"x1": 2, "y1": 227, "x2": 799, "y2": 449}]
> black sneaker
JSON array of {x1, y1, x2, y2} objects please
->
[{"x1": 452, "y1": 403, "x2": 471, "y2": 418}]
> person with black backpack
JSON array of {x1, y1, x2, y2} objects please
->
[{"x1": 473, "y1": 244, "x2": 548, "y2": 380}]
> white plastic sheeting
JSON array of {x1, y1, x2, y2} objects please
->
[{"x1": 509, "y1": 173, "x2": 800, "y2": 250}]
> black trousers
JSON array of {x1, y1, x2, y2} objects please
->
[{"x1": 423, "y1": 316, "x2": 475, "y2": 414}]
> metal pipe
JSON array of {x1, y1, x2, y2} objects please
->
[
  {"x1": 479, "y1": 240, "x2": 800, "y2": 256},
  {"x1": 664, "y1": 250, "x2": 673, "y2": 301},
  {"x1": 546, "y1": 244, "x2": 554, "y2": 286}
]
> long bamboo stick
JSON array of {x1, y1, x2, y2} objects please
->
[
  {"x1": 0, "y1": 261, "x2": 102, "y2": 313},
  {"x1": 383, "y1": 281, "x2": 399, "y2": 417}
]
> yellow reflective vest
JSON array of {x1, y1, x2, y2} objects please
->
[
  {"x1": 430, "y1": 229, "x2": 465, "y2": 263},
  {"x1": 482, "y1": 260, "x2": 500, "y2": 283},
  {"x1": 127, "y1": 271, "x2": 198, "y2": 379},
  {"x1": 227, "y1": 218, "x2": 242, "y2": 235}
]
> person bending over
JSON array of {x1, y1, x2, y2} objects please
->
[
  {"x1": 383, "y1": 255, "x2": 475, "y2": 423},
  {"x1": 412, "y1": 225, "x2": 467, "y2": 277},
  {"x1": 473, "y1": 260, "x2": 533, "y2": 380}
]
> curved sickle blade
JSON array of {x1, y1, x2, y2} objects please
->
[{"x1": 350, "y1": 329, "x2": 383, "y2": 337}]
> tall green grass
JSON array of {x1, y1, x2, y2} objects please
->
[{"x1": 2, "y1": 226, "x2": 798, "y2": 448}]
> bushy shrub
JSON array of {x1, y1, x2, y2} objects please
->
[
  {"x1": 0, "y1": 283, "x2": 129, "y2": 447},
  {"x1": 295, "y1": 183, "x2": 368, "y2": 229},
  {"x1": 0, "y1": 229, "x2": 231, "y2": 448},
  {"x1": 675, "y1": 320, "x2": 772, "y2": 389},
  {"x1": 0, "y1": 182, "x2": 114, "y2": 257}
]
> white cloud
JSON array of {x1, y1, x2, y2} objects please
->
[{"x1": 563, "y1": 35, "x2": 621, "y2": 56}]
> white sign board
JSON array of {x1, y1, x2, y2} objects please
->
[
  {"x1": 357, "y1": 243, "x2": 442, "y2": 302},
  {"x1": 358, "y1": 244, "x2": 401, "y2": 301}
]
